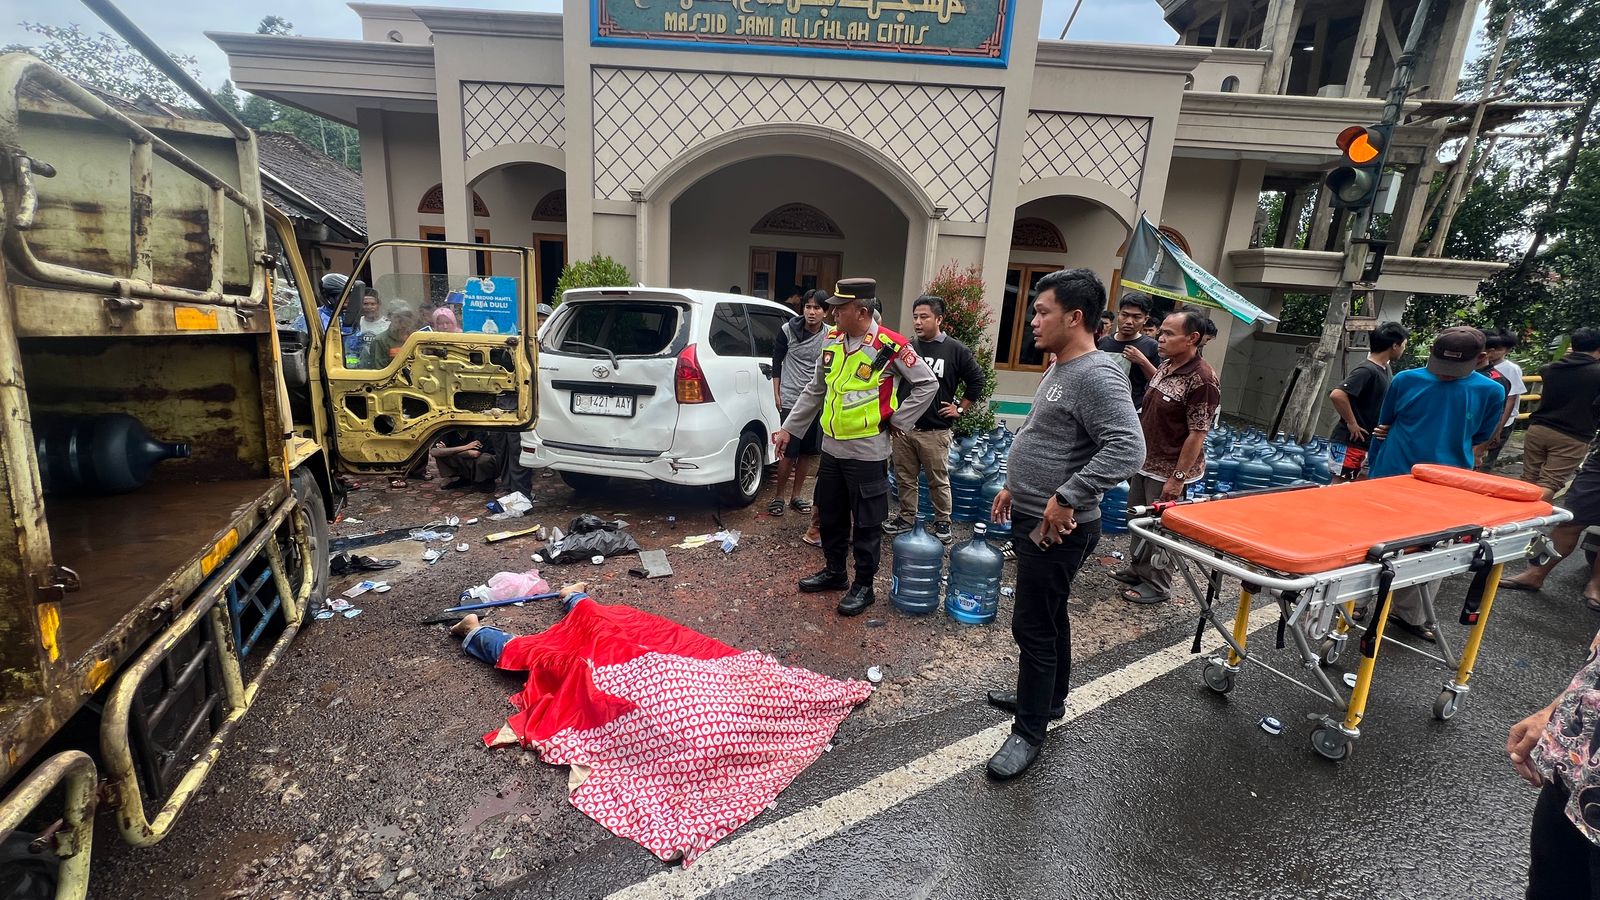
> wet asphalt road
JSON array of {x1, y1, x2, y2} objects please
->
[
  {"x1": 87, "y1": 456, "x2": 1595, "y2": 900},
  {"x1": 497, "y1": 553, "x2": 1595, "y2": 900}
]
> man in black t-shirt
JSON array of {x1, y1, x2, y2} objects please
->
[
  {"x1": 1096, "y1": 292, "x2": 1161, "y2": 410},
  {"x1": 884, "y1": 295, "x2": 987, "y2": 543},
  {"x1": 1327, "y1": 321, "x2": 1408, "y2": 480},
  {"x1": 431, "y1": 429, "x2": 499, "y2": 490}
]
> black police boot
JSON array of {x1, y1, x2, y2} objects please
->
[
  {"x1": 799, "y1": 569, "x2": 849, "y2": 593},
  {"x1": 985, "y1": 690, "x2": 1066, "y2": 720},
  {"x1": 836, "y1": 583, "x2": 876, "y2": 616}
]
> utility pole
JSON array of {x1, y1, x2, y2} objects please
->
[
  {"x1": 1277, "y1": 0, "x2": 1439, "y2": 441},
  {"x1": 1426, "y1": 7, "x2": 1513, "y2": 257}
]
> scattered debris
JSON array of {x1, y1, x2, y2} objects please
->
[
  {"x1": 673, "y1": 530, "x2": 741, "y2": 553},
  {"x1": 1259, "y1": 716, "x2": 1283, "y2": 735},
  {"x1": 591, "y1": 555, "x2": 605, "y2": 565},
  {"x1": 487, "y1": 491, "x2": 534, "y2": 520},
  {"x1": 486, "y1": 524, "x2": 542, "y2": 544},
  {"x1": 343, "y1": 608, "x2": 363, "y2": 619},
  {"x1": 1342, "y1": 672, "x2": 1359, "y2": 688},
  {"x1": 540, "y1": 516, "x2": 642, "y2": 564},
  {"x1": 342, "y1": 581, "x2": 381, "y2": 599},
  {"x1": 344, "y1": 517, "x2": 363, "y2": 525},
  {"x1": 865, "y1": 618, "x2": 885, "y2": 628},
  {"x1": 465, "y1": 517, "x2": 480, "y2": 525},
  {"x1": 628, "y1": 549, "x2": 673, "y2": 579},
  {"x1": 866, "y1": 666, "x2": 884, "y2": 684},
  {"x1": 423, "y1": 549, "x2": 445, "y2": 564}
]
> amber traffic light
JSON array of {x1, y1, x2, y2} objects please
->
[{"x1": 1326, "y1": 124, "x2": 1391, "y2": 210}]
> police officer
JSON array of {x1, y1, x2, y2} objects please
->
[{"x1": 775, "y1": 278, "x2": 938, "y2": 616}]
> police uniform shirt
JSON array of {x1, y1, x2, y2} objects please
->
[{"x1": 782, "y1": 322, "x2": 937, "y2": 462}]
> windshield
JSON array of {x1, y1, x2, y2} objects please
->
[{"x1": 543, "y1": 302, "x2": 682, "y2": 358}]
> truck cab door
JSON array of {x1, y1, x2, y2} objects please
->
[{"x1": 318, "y1": 239, "x2": 537, "y2": 474}]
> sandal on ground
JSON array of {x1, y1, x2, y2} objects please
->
[
  {"x1": 1583, "y1": 595, "x2": 1600, "y2": 612},
  {"x1": 1110, "y1": 568, "x2": 1142, "y2": 586},
  {"x1": 768, "y1": 497, "x2": 787, "y2": 516},
  {"x1": 1386, "y1": 616, "x2": 1437, "y2": 644},
  {"x1": 1497, "y1": 579, "x2": 1541, "y2": 593},
  {"x1": 1120, "y1": 584, "x2": 1169, "y2": 604},
  {"x1": 389, "y1": 479, "x2": 407, "y2": 489},
  {"x1": 1001, "y1": 545, "x2": 1016, "y2": 561},
  {"x1": 791, "y1": 497, "x2": 813, "y2": 513},
  {"x1": 802, "y1": 531, "x2": 822, "y2": 547}
]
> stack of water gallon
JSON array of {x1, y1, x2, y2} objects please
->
[
  {"x1": 1098, "y1": 426, "x2": 1335, "y2": 535},
  {"x1": 888, "y1": 423, "x2": 1013, "y2": 624}
]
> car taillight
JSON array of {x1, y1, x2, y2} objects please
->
[{"x1": 675, "y1": 344, "x2": 714, "y2": 404}]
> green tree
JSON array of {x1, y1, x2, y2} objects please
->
[
  {"x1": 256, "y1": 16, "x2": 294, "y2": 36},
  {"x1": 554, "y1": 256, "x2": 634, "y2": 302},
  {"x1": 5, "y1": 22, "x2": 201, "y2": 107},
  {"x1": 923, "y1": 262, "x2": 996, "y2": 437},
  {"x1": 212, "y1": 80, "x2": 242, "y2": 118}
]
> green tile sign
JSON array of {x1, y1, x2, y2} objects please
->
[{"x1": 592, "y1": 0, "x2": 1016, "y2": 66}]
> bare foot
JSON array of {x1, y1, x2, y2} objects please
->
[{"x1": 449, "y1": 614, "x2": 480, "y2": 636}]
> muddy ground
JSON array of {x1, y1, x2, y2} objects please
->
[{"x1": 89, "y1": 465, "x2": 1214, "y2": 899}]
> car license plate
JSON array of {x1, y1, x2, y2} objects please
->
[{"x1": 572, "y1": 393, "x2": 634, "y2": 417}]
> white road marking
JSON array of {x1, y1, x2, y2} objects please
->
[{"x1": 606, "y1": 605, "x2": 1281, "y2": 900}]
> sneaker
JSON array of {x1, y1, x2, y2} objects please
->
[
  {"x1": 932, "y1": 521, "x2": 953, "y2": 544},
  {"x1": 882, "y1": 516, "x2": 913, "y2": 535}
]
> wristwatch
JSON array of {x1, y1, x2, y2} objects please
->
[{"x1": 1171, "y1": 470, "x2": 1189, "y2": 481}]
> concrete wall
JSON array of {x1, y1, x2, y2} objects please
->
[
  {"x1": 468, "y1": 163, "x2": 567, "y2": 248},
  {"x1": 668, "y1": 156, "x2": 910, "y2": 322}
]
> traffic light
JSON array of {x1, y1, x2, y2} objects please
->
[{"x1": 1326, "y1": 124, "x2": 1392, "y2": 211}]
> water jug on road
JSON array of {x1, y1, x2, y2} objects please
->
[
  {"x1": 890, "y1": 519, "x2": 945, "y2": 615},
  {"x1": 981, "y1": 464, "x2": 1011, "y2": 541},
  {"x1": 946, "y1": 523, "x2": 1005, "y2": 624},
  {"x1": 951, "y1": 458, "x2": 987, "y2": 523}
]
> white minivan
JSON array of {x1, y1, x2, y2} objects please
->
[{"x1": 520, "y1": 287, "x2": 797, "y2": 507}]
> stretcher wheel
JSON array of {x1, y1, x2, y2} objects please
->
[
  {"x1": 1310, "y1": 726, "x2": 1352, "y2": 761},
  {"x1": 1432, "y1": 690, "x2": 1462, "y2": 721},
  {"x1": 1201, "y1": 660, "x2": 1236, "y2": 694},
  {"x1": 1317, "y1": 637, "x2": 1342, "y2": 667}
]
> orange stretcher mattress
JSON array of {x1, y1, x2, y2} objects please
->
[{"x1": 1160, "y1": 465, "x2": 1552, "y2": 575}]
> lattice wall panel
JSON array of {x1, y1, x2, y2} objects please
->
[
  {"x1": 1021, "y1": 112, "x2": 1151, "y2": 202},
  {"x1": 463, "y1": 82, "x2": 566, "y2": 157},
  {"x1": 591, "y1": 67, "x2": 1003, "y2": 222}
]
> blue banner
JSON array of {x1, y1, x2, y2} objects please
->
[{"x1": 461, "y1": 277, "x2": 519, "y2": 335}]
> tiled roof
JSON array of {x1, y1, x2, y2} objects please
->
[{"x1": 255, "y1": 131, "x2": 366, "y2": 240}]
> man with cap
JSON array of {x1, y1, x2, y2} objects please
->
[
  {"x1": 775, "y1": 278, "x2": 938, "y2": 616},
  {"x1": 1364, "y1": 326, "x2": 1507, "y2": 642}
]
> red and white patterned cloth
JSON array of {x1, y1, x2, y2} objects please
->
[{"x1": 485, "y1": 599, "x2": 872, "y2": 864}]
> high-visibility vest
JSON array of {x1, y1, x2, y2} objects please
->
[{"x1": 819, "y1": 326, "x2": 909, "y2": 441}]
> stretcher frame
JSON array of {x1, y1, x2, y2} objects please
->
[{"x1": 1129, "y1": 499, "x2": 1569, "y2": 761}]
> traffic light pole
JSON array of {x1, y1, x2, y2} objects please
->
[{"x1": 1276, "y1": 0, "x2": 1437, "y2": 442}]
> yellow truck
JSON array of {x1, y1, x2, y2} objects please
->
[{"x1": 0, "y1": 3, "x2": 538, "y2": 894}]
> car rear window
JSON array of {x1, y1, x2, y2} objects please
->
[{"x1": 544, "y1": 302, "x2": 680, "y2": 357}]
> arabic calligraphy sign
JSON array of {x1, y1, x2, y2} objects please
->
[{"x1": 592, "y1": 0, "x2": 1015, "y2": 66}]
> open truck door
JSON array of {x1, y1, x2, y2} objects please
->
[{"x1": 317, "y1": 239, "x2": 538, "y2": 473}]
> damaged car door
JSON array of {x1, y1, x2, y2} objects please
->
[{"x1": 318, "y1": 238, "x2": 538, "y2": 472}]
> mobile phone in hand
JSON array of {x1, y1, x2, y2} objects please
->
[{"x1": 1029, "y1": 520, "x2": 1050, "y2": 549}]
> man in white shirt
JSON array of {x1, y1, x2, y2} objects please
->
[{"x1": 1479, "y1": 329, "x2": 1525, "y2": 471}]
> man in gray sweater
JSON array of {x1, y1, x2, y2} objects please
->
[{"x1": 986, "y1": 268, "x2": 1145, "y2": 780}]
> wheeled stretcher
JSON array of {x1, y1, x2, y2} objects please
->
[{"x1": 1128, "y1": 465, "x2": 1569, "y2": 761}]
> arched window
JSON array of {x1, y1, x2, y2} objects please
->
[
  {"x1": 1159, "y1": 225, "x2": 1193, "y2": 256},
  {"x1": 531, "y1": 189, "x2": 567, "y2": 221},
  {"x1": 418, "y1": 183, "x2": 489, "y2": 217},
  {"x1": 751, "y1": 202, "x2": 843, "y2": 239},
  {"x1": 1220, "y1": 75, "x2": 1240, "y2": 93},
  {"x1": 1010, "y1": 217, "x2": 1067, "y2": 252}
]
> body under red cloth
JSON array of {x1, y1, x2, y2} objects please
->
[{"x1": 486, "y1": 598, "x2": 872, "y2": 864}]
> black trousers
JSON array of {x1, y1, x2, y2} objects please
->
[
  {"x1": 1528, "y1": 780, "x2": 1600, "y2": 899},
  {"x1": 1010, "y1": 512, "x2": 1101, "y2": 746},
  {"x1": 814, "y1": 452, "x2": 889, "y2": 584}
]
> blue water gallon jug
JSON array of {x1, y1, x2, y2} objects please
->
[
  {"x1": 1306, "y1": 450, "x2": 1332, "y2": 485},
  {"x1": 1214, "y1": 453, "x2": 1242, "y2": 494},
  {"x1": 1100, "y1": 480, "x2": 1131, "y2": 533},
  {"x1": 959, "y1": 434, "x2": 980, "y2": 455},
  {"x1": 946, "y1": 522, "x2": 1005, "y2": 625},
  {"x1": 978, "y1": 446, "x2": 999, "y2": 477},
  {"x1": 947, "y1": 440, "x2": 963, "y2": 467},
  {"x1": 1269, "y1": 451, "x2": 1303, "y2": 486},
  {"x1": 1237, "y1": 450, "x2": 1276, "y2": 491},
  {"x1": 890, "y1": 520, "x2": 946, "y2": 615},
  {"x1": 981, "y1": 466, "x2": 1011, "y2": 540},
  {"x1": 951, "y1": 459, "x2": 987, "y2": 523}
]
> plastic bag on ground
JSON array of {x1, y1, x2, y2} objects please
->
[
  {"x1": 567, "y1": 514, "x2": 629, "y2": 534},
  {"x1": 544, "y1": 518, "x2": 643, "y2": 560},
  {"x1": 488, "y1": 570, "x2": 551, "y2": 600}
]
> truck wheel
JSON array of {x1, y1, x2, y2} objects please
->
[
  {"x1": 291, "y1": 469, "x2": 330, "y2": 618},
  {"x1": 715, "y1": 430, "x2": 765, "y2": 508},
  {"x1": 560, "y1": 471, "x2": 611, "y2": 494}
]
